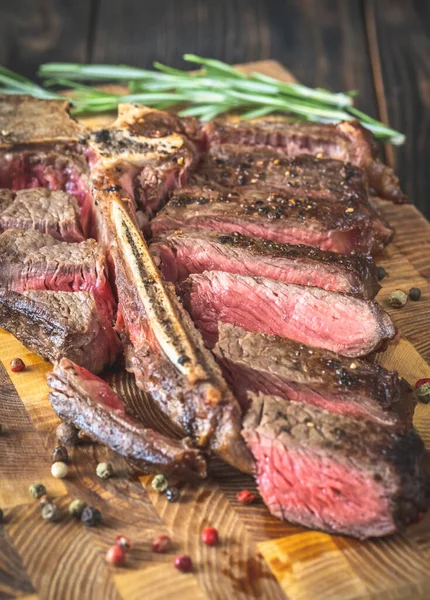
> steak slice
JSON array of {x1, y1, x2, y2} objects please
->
[
  {"x1": 151, "y1": 183, "x2": 376, "y2": 254},
  {"x1": 48, "y1": 358, "x2": 207, "y2": 480},
  {"x1": 183, "y1": 271, "x2": 395, "y2": 357},
  {"x1": 151, "y1": 229, "x2": 380, "y2": 299},
  {"x1": 214, "y1": 323, "x2": 413, "y2": 425},
  {"x1": 242, "y1": 393, "x2": 430, "y2": 538},
  {"x1": 0, "y1": 188, "x2": 84, "y2": 242},
  {"x1": 0, "y1": 290, "x2": 120, "y2": 374},
  {"x1": 202, "y1": 119, "x2": 407, "y2": 203},
  {"x1": 0, "y1": 229, "x2": 115, "y2": 314}
]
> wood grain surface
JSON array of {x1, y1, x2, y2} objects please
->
[{"x1": 1, "y1": 61, "x2": 430, "y2": 600}]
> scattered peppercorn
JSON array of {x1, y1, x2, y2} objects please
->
[
  {"x1": 51, "y1": 445, "x2": 68, "y2": 464},
  {"x1": 56, "y1": 422, "x2": 80, "y2": 446},
  {"x1": 39, "y1": 495, "x2": 50, "y2": 509},
  {"x1": 152, "y1": 474, "x2": 168, "y2": 493},
  {"x1": 236, "y1": 490, "x2": 256, "y2": 505},
  {"x1": 388, "y1": 290, "x2": 408, "y2": 308},
  {"x1": 376, "y1": 266, "x2": 387, "y2": 281},
  {"x1": 69, "y1": 499, "x2": 87, "y2": 518},
  {"x1": 115, "y1": 535, "x2": 132, "y2": 551},
  {"x1": 42, "y1": 502, "x2": 61, "y2": 522},
  {"x1": 202, "y1": 527, "x2": 219, "y2": 546},
  {"x1": 165, "y1": 487, "x2": 180, "y2": 502},
  {"x1": 51, "y1": 461, "x2": 69, "y2": 479},
  {"x1": 416, "y1": 378, "x2": 430, "y2": 389},
  {"x1": 10, "y1": 358, "x2": 25, "y2": 373},
  {"x1": 152, "y1": 535, "x2": 171, "y2": 553},
  {"x1": 81, "y1": 506, "x2": 102, "y2": 527},
  {"x1": 29, "y1": 482, "x2": 47, "y2": 500},
  {"x1": 96, "y1": 462, "x2": 114, "y2": 480},
  {"x1": 174, "y1": 555, "x2": 193, "y2": 573},
  {"x1": 416, "y1": 383, "x2": 430, "y2": 404},
  {"x1": 106, "y1": 544, "x2": 126, "y2": 566},
  {"x1": 409, "y1": 287, "x2": 422, "y2": 301}
]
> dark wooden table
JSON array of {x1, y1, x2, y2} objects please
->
[{"x1": 1, "y1": 0, "x2": 429, "y2": 217}]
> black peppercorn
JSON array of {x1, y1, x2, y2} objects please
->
[
  {"x1": 56, "y1": 422, "x2": 80, "y2": 446},
  {"x1": 376, "y1": 266, "x2": 387, "y2": 281},
  {"x1": 51, "y1": 445, "x2": 68, "y2": 464},
  {"x1": 409, "y1": 287, "x2": 421, "y2": 301},
  {"x1": 42, "y1": 502, "x2": 62, "y2": 522},
  {"x1": 81, "y1": 506, "x2": 102, "y2": 527},
  {"x1": 165, "y1": 487, "x2": 180, "y2": 502}
]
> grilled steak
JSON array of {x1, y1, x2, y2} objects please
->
[
  {"x1": 48, "y1": 358, "x2": 207, "y2": 479},
  {"x1": 0, "y1": 290, "x2": 120, "y2": 373},
  {"x1": 0, "y1": 229, "x2": 115, "y2": 313},
  {"x1": 151, "y1": 229, "x2": 380, "y2": 299},
  {"x1": 214, "y1": 323, "x2": 413, "y2": 425},
  {"x1": 0, "y1": 188, "x2": 84, "y2": 242},
  {"x1": 242, "y1": 393, "x2": 430, "y2": 538},
  {"x1": 203, "y1": 119, "x2": 407, "y2": 203},
  {"x1": 183, "y1": 271, "x2": 395, "y2": 357}
]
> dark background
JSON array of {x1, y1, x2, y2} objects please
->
[{"x1": 1, "y1": 0, "x2": 429, "y2": 216}]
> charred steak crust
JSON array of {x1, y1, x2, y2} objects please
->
[
  {"x1": 242, "y1": 393, "x2": 430, "y2": 538},
  {"x1": 48, "y1": 358, "x2": 207, "y2": 480}
]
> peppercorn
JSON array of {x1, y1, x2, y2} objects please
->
[
  {"x1": 409, "y1": 287, "x2": 422, "y2": 301},
  {"x1": 376, "y1": 266, "x2": 387, "y2": 281},
  {"x1": 96, "y1": 462, "x2": 114, "y2": 480},
  {"x1": 416, "y1": 378, "x2": 430, "y2": 389},
  {"x1": 115, "y1": 535, "x2": 132, "y2": 551},
  {"x1": 10, "y1": 358, "x2": 25, "y2": 373},
  {"x1": 69, "y1": 499, "x2": 87, "y2": 518},
  {"x1": 42, "y1": 502, "x2": 61, "y2": 522},
  {"x1": 202, "y1": 527, "x2": 219, "y2": 546},
  {"x1": 388, "y1": 290, "x2": 408, "y2": 308},
  {"x1": 174, "y1": 555, "x2": 193, "y2": 573},
  {"x1": 51, "y1": 445, "x2": 68, "y2": 464},
  {"x1": 29, "y1": 482, "x2": 47, "y2": 500},
  {"x1": 152, "y1": 535, "x2": 171, "y2": 553},
  {"x1": 165, "y1": 487, "x2": 180, "y2": 503},
  {"x1": 81, "y1": 506, "x2": 102, "y2": 527},
  {"x1": 416, "y1": 383, "x2": 430, "y2": 404},
  {"x1": 51, "y1": 461, "x2": 69, "y2": 479},
  {"x1": 56, "y1": 422, "x2": 80, "y2": 446},
  {"x1": 236, "y1": 490, "x2": 256, "y2": 505},
  {"x1": 151, "y1": 474, "x2": 168, "y2": 493},
  {"x1": 39, "y1": 494, "x2": 50, "y2": 509},
  {"x1": 106, "y1": 544, "x2": 126, "y2": 567}
]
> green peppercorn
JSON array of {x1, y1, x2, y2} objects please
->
[
  {"x1": 389, "y1": 290, "x2": 408, "y2": 308},
  {"x1": 409, "y1": 287, "x2": 422, "y2": 301},
  {"x1": 96, "y1": 462, "x2": 114, "y2": 480},
  {"x1": 69, "y1": 499, "x2": 87, "y2": 518},
  {"x1": 377, "y1": 266, "x2": 387, "y2": 281},
  {"x1": 152, "y1": 474, "x2": 168, "y2": 493},
  {"x1": 29, "y1": 482, "x2": 47, "y2": 500},
  {"x1": 416, "y1": 383, "x2": 430, "y2": 404},
  {"x1": 42, "y1": 502, "x2": 61, "y2": 522},
  {"x1": 81, "y1": 506, "x2": 102, "y2": 527},
  {"x1": 165, "y1": 487, "x2": 180, "y2": 502}
]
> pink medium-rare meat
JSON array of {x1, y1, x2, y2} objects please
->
[
  {"x1": 0, "y1": 188, "x2": 84, "y2": 242},
  {"x1": 202, "y1": 118, "x2": 407, "y2": 203},
  {"x1": 48, "y1": 358, "x2": 207, "y2": 480},
  {"x1": 242, "y1": 393, "x2": 430, "y2": 538},
  {"x1": 151, "y1": 229, "x2": 380, "y2": 299},
  {"x1": 214, "y1": 323, "x2": 413, "y2": 425},
  {"x1": 183, "y1": 271, "x2": 395, "y2": 357}
]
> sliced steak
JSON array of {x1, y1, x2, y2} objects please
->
[
  {"x1": 0, "y1": 290, "x2": 120, "y2": 374},
  {"x1": 214, "y1": 323, "x2": 413, "y2": 425},
  {"x1": 183, "y1": 271, "x2": 395, "y2": 357},
  {"x1": 0, "y1": 188, "x2": 84, "y2": 242},
  {"x1": 48, "y1": 358, "x2": 207, "y2": 480},
  {"x1": 151, "y1": 229, "x2": 380, "y2": 299},
  {"x1": 203, "y1": 119, "x2": 407, "y2": 203},
  {"x1": 151, "y1": 183, "x2": 376, "y2": 254},
  {"x1": 242, "y1": 393, "x2": 430, "y2": 538}
]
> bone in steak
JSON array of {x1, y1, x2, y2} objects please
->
[
  {"x1": 0, "y1": 188, "x2": 84, "y2": 242},
  {"x1": 214, "y1": 323, "x2": 413, "y2": 425},
  {"x1": 242, "y1": 392, "x2": 430, "y2": 538},
  {"x1": 48, "y1": 358, "x2": 207, "y2": 479},
  {"x1": 0, "y1": 290, "x2": 120, "y2": 374},
  {"x1": 183, "y1": 271, "x2": 395, "y2": 357},
  {"x1": 151, "y1": 229, "x2": 380, "y2": 299},
  {"x1": 202, "y1": 119, "x2": 407, "y2": 203}
]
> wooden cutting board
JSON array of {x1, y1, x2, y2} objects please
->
[{"x1": 2, "y1": 61, "x2": 430, "y2": 600}]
